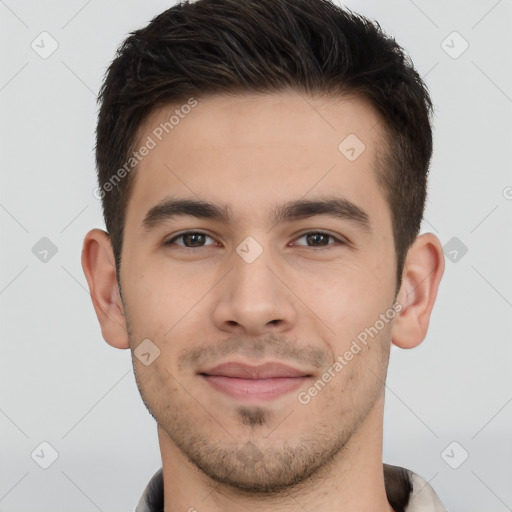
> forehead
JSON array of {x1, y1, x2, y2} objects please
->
[
  {"x1": 125, "y1": 90, "x2": 390, "y2": 231},
  {"x1": 139, "y1": 91, "x2": 382, "y2": 156}
]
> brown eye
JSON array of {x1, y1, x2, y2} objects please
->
[
  {"x1": 294, "y1": 231, "x2": 343, "y2": 247},
  {"x1": 166, "y1": 232, "x2": 215, "y2": 248}
]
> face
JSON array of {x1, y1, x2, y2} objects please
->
[{"x1": 120, "y1": 91, "x2": 398, "y2": 492}]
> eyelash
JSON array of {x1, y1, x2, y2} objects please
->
[{"x1": 164, "y1": 231, "x2": 346, "y2": 250}]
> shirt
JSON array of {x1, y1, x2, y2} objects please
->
[{"x1": 135, "y1": 463, "x2": 448, "y2": 511}]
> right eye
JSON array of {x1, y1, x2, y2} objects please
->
[{"x1": 164, "y1": 231, "x2": 217, "y2": 249}]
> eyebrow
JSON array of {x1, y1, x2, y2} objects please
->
[{"x1": 142, "y1": 195, "x2": 371, "y2": 232}]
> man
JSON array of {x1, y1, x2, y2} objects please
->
[{"x1": 81, "y1": 0, "x2": 447, "y2": 510}]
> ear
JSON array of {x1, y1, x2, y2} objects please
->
[
  {"x1": 391, "y1": 232, "x2": 445, "y2": 349},
  {"x1": 81, "y1": 228, "x2": 130, "y2": 349}
]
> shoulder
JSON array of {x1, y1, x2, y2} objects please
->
[
  {"x1": 384, "y1": 463, "x2": 448, "y2": 512},
  {"x1": 135, "y1": 468, "x2": 164, "y2": 512}
]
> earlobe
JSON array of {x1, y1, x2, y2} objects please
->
[
  {"x1": 391, "y1": 233, "x2": 445, "y2": 349},
  {"x1": 81, "y1": 228, "x2": 130, "y2": 349}
]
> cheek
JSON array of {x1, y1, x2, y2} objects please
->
[
  {"x1": 304, "y1": 261, "x2": 389, "y2": 323},
  {"x1": 301, "y1": 270, "x2": 394, "y2": 372},
  {"x1": 124, "y1": 263, "x2": 209, "y2": 335}
]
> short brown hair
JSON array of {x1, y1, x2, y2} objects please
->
[{"x1": 95, "y1": 0, "x2": 434, "y2": 290}]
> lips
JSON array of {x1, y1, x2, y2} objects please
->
[
  {"x1": 202, "y1": 362, "x2": 309, "y2": 379},
  {"x1": 199, "y1": 362, "x2": 311, "y2": 401}
]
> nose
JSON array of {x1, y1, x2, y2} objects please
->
[{"x1": 212, "y1": 244, "x2": 297, "y2": 336}]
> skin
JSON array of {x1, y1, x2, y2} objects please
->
[{"x1": 82, "y1": 90, "x2": 444, "y2": 511}]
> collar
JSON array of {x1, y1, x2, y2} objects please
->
[{"x1": 135, "y1": 463, "x2": 448, "y2": 512}]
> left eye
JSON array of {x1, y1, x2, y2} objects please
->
[
  {"x1": 293, "y1": 232, "x2": 342, "y2": 247},
  {"x1": 165, "y1": 231, "x2": 344, "y2": 249}
]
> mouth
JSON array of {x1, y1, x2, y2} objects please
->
[{"x1": 198, "y1": 361, "x2": 312, "y2": 402}]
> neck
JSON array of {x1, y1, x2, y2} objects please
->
[
  {"x1": 158, "y1": 398, "x2": 393, "y2": 512},
  {"x1": 158, "y1": 395, "x2": 394, "y2": 512}
]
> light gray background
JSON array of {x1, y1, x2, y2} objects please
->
[{"x1": 1, "y1": 0, "x2": 511, "y2": 511}]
